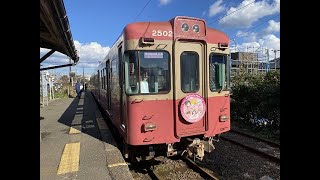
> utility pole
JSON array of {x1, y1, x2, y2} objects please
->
[
  {"x1": 49, "y1": 76, "x2": 52, "y2": 100},
  {"x1": 231, "y1": 38, "x2": 238, "y2": 52},
  {"x1": 68, "y1": 58, "x2": 71, "y2": 96}
]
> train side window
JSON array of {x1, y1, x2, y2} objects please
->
[
  {"x1": 209, "y1": 53, "x2": 228, "y2": 91},
  {"x1": 103, "y1": 68, "x2": 105, "y2": 89},
  {"x1": 180, "y1": 51, "x2": 199, "y2": 93},
  {"x1": 124, "y1": 51, "x2": 139, "y2": 94},
  {"x1": 101, "y1": 70, "x2": 103, "y2": 89},
  {"x1": 118, "y1": 46, "x2": 123, "y2": 85}
]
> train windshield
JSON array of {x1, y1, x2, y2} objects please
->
[
  {"x1": 124, "y1": 51, "x2": 170, "y2": 95},
  {"x1": 209, "y1": 53, "x2": 229, "y2": 91}
]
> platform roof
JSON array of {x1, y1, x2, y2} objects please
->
[{"x1": 40, "y1": 0, "x2": 79, "y2": 64}]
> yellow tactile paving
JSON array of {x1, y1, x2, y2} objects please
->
[
  {"x1": 107, "y1": 162, "x2": 128, "y2": 168},
  {"x1": 69, "y1": 127, "x2": 81, "y2": 134},
  {"x1": 57, "y1": 142, "x2": 81, "y2": 175}
]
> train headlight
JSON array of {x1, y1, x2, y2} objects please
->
[
  {"x1": 181, "y1": 23, "x2": 189, "y2": 32},
  {"x1": 219, "y1": 115, "x2": 229, "y2": 122},
  {"x1": 193, "y1": 25, "x2": 199, "y2": 33},
  {"x1": 143, "y1": 122, "x2": 157, "y2": 132}
]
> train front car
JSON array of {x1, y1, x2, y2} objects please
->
[{"x1": 122, "y1": 16, "x2": 231, "y2": 161}]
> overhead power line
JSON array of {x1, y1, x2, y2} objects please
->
[
  {"x1": 208, "y1": 0, "x2": 256, "y2": 25},
  {"x1": 133, "y1": 0, "x2": 153, "y2": 22},
  {"x1": 232, "y1": 14, "x2": 280, "y2": 40}
]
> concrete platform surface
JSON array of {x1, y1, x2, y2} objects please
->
[{"x1": 40, "y1": 91, "x2": 133, "y2": 180}]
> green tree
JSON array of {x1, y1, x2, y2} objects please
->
[{"x1": 231, "y1": 70, "x2": 280, "y2": 129}]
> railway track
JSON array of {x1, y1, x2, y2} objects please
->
[
  {"x1": 230, "y1": 129, "x2": 280, "y2": 148},
  {"x1": 182, "y1": 157, "x2": 219, "y2": 180},
  {"x1": 149, "y1": 157, "x2": 219, "y2": 180},
  {"x1": 220, "y1": 129, "x2": 280, "y2": 164},
  {"x1": 131, "y1": 156, "x2": 220, "y2": 180}
]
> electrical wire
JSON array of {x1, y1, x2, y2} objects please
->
[
  {"x1": 133, "y1": 0, "x2": 153, "y2": 22},
  {"x1": 232, "y1": 14, "x2": 280, "y2": 40},
  {"x1": 207, "y1": 0, "x2": 256, "y2": 25}
]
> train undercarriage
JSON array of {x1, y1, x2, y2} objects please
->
[{"x1": 123, "y1": 135, "x2": 220, "y2": 162}]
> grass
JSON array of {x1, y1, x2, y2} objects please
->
[{"x1": 54, "y1": 92, "x2": 68, "y2": 99}]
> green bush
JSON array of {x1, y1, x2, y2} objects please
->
[
  {"x1": 231, "y1": 70, "x2": 280, "y2": 130},
  {"x1": 54, "y1": 92, "x2": 68, "y2": 99},
  {"x1": 53, "y1": 85, "x2": 69, "y2": 99}
]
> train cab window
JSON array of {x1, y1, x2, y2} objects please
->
[
  {"x1": 209, "y1": 53, "x2": 229, "y2": 91},
  {"x1": 180, "y1": 52, "x2": 199, "y2": 93},
  {"x1": 124, "y1": 51, "x2": 170, "y2": 95}
]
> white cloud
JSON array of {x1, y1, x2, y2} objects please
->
[
  {"x1": 74, "y1": 41, "x2": 110, "y2": 65},
  {"x1": 159, "y1": 0, "x2": 172, "y2": 6},
  {"x1": 236, "y1": 30, "x2": 248, "y2": 38},
  {"x1": 40, "y1": 48, "x2": 68, "y2": 59},
  {"x1": 258, "y1": 34, "x2": 280, "y2": 51},
  {"x1": 219, "y1": 0, "x2": 280, "y2": 28},
  {"x1": 40, "y1": 48, "x2": 70, "y2": 64},
  {"x1": 264, "y1": 20, "x2": 280, "y2": 33},
  {"x1": 208, "y1": 0, "x2": 226, "y2": 17},
  {"x1": 40, "y1": 40, "x2": 110, "y2": 73},
  {"x1": 235, "y1": 30, "x2": 258, "y2": 42}
]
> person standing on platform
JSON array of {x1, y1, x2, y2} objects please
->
[{"x1": 75, "y1": 81, "x2": 81, "y2": 99}]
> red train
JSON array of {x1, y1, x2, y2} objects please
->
[{"x1": 90, "y1": 16, "x2": 231, "y2": 161}]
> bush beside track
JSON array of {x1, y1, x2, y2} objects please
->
[{"x1": 230, "y1": 69, "x2": 280, "y2": 142}]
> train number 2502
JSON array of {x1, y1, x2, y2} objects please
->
[{"x1": 152, "y1": 30, "x2": 173, "y2": 37}]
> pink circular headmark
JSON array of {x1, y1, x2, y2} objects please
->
[{"x1": 180, "y1": 94, "x2": 206, "y2": 123}]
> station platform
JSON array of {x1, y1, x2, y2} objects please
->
[{"x1": 40, "y1": 91, "x2": 133, "y2": 180}]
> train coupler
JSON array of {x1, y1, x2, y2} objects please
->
[
  {"x1": 203, "y1": 137, "x2": 215, "y2": 153},
  {"x1": 166, "y1": 143, "x2": 177, "y2": 157},
  {"x1": 187, "y1": 138, "x2": 205, "y2": 161}
]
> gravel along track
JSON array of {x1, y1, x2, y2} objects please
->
[
  {"x1": 130, "y1": 156, "x2": 219, "y2": 180},
  {"x1": 198, "y1": 139, "x2": 280, "y2": 180},
  {"x1": 130, "y1": 130, "x2": 280, "y2": 180},
  {"x1": 221, "y1": 131, "x2": 280, "y2": 162}
]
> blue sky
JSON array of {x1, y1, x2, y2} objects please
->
[{"x1": 40, "y1": 0, "x2": 280, "y2": 76}]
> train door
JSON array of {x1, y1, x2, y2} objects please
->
[
  {"x1": 174, "y1": 41, "x2": 207, "y2": 137},
  {"x1": 98, "y1": 70, "x2": 100, "y2": 100},
  {"x1": 119, "y1": 46, "x2": 127, "y2": 132},
  {"x1": 106, "y1": 61, "x2": 112, "y2": 110}
]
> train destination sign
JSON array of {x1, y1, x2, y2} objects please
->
[{"x1": 144, "y1": 52, "x2": 163, "y2": 59}]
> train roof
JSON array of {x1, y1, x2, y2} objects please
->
[{"x1": 123, "y1": 16, "x2": 229, "y2": 44}]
